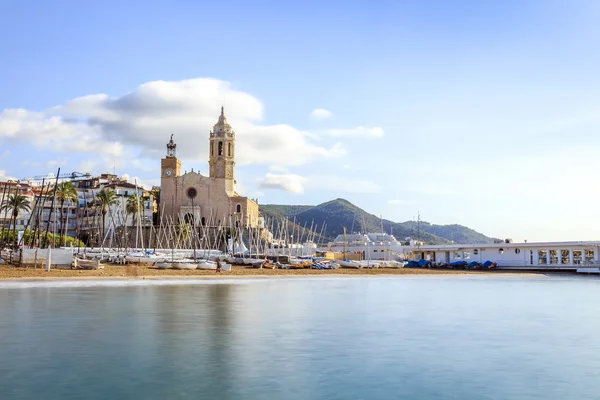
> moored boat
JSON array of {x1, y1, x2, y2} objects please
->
[
  {"x1": 125, "y1": 251, "x2": 167, "y2": 265},
  {"x1": 197, "y1": 260, "x2": 217, "y2": 270},
  {"x1": 339, "y1": 260, "x2": 362, "y2": 269},
  {"x1": 171, "y1": 260, "x2": 197, "y2": 270},
  {"x1": 156, "y1": 262, "x2": 172, "y2": 269},
  {"x1": 381, "y1": 260, "x2": 406, "y2": 268}
]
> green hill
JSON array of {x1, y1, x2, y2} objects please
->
[{"x1": 260, "y1": 198, "x2": 496, "y2": 245}]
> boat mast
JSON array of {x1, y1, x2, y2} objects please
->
[
  {"x1": 343, "y1": 226, "x2": 347, "y2": 260},
  {"x1": 417, "y1": 211, "x2": 420, "y2": 251}
]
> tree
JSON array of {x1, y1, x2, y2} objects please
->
[
  {"x1": 56, "y1": 181, "x2": 78, "y2": 246},
  {"x1": 95, "y1": 189, "x2": 116, "y2": 241},
  {"x1": 175, "y1": 222, "x2": 192, "y2": 248},
  {"x1": 149, "y1": 187, "x2": 160, "y2": 225},
  {"x1": 0, "y1": 194, "x2": 31, "y2": 246},
  {"x1": 126, "y1": 193, "x2": 143, "y2": 227}
]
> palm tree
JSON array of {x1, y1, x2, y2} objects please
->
[
  {"x1": 0, "y1": 194, "x2": 31, "y2": 246},
  {"x1": 96, "y1": 189, "x2": 116, "y2": 241},
  {"x1": 56, "y1": 181, "x2": 78, "y2": 246},
  {"x1": 175, "y1": 222, "x2": 192, "y2": 248},
  {"x1": 125, "y1": 193, "x2": 143, "y2": 228}
]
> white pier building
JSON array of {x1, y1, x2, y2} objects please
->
[{"x1": 406, "y1": 241, "x2": 600, "y2": 271}]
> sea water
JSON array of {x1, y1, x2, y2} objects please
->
[{"x1": 1, "y1": 275, "x2": 599, "y2": 399}]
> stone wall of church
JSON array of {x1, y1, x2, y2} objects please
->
[{"x1": 231, "y1": 196, "x2": 260, "y2": 228}]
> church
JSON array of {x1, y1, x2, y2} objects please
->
[{"x1": 160, "y1": 107, "x2": 261, "y2": 229}]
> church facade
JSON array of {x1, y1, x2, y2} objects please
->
[{"x1": 160, "y1": 108, "x2": 260, "y2": 229}]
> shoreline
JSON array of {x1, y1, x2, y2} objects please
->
[{"x1": 0, "y1": 265, "x2": 551, "y2": 282}]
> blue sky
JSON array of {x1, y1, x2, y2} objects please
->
[{"x1": 1, "y1": 0, "x2": 600, "y2": 241}]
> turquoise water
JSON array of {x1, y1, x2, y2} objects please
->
[{"x1": 1, "y1": 275, "x2": 600, "y2": 399}]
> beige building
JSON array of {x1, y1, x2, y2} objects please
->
[{"x1": 160, "y1": 107, "x2": 260, "y2": 228}]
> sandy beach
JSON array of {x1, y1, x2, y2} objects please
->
[{"x1": 0, "y1": 264, "x2": 543, "y2": 281}]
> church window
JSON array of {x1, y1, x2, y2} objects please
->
[
  {"x1": 228, "y1": 143, "x2": 231, "y2": 157},
  {"x1": 236, "y1": 204, "x2": 241, "y2": 213},
  {"x1": 187, "y1": 187, "x2": 197, "y2": 199},
  {"x1": 211, "y1": 142, "x2": 214, "y2": 156},
  {"x1": 218, "y1": 142, "x2": 223, "y2": 156},
  {"x1": 201, "y1": 217, "x2": 206, "y2": 226}
]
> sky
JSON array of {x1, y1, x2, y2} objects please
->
[{"x1": 1, "y1": 0, "x2": 600, "y2": 242}]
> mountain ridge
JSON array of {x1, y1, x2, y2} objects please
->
[{"x1": 259, "y1": 198, "x2": 497, "y2": 245}]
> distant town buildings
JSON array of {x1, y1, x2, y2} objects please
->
[{"x1": 0, "y1": 173, "x2": 155, "y2": 244}]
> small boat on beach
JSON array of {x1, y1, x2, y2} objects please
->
[
  {"x1": 125, "y1": 251, "x2": 167, "y2": 265},
  {"x1": 246, "y1": 259, "x2": 266, "y2": 268},
  {"x1": 197, "y1": 260, "x2": 217, "y2": 270},
  {"x1": 381, "y1": 261, "x2": 406, "y2": 268},
  {"x1": 339, "y1": 260, "x2": 362, "y2": 269},
  {"x1": 155, "y1": 262, "x2": 172, "y2": 269},
  {"x1": 171, "y1": 260, "x2": 197, "y2": 270}
]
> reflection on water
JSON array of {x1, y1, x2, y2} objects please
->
[{"x1": 1, "y1": 276, "x2": 600, "y2": 399}]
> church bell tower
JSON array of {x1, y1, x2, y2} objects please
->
[
  {"x1": 209, "y1": 107, "x2": 235, "y2": 195},
  {"x1": 161, "y1": 134, "x2": 181, "y2": 179}
]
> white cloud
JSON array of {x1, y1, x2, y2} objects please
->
[
  {"x1": 0, "y1": 78, "x2": 351, "y2": 173},
  {"x1": 78, "y1": 160, "x2": 96, "y2": 174},
  {"x1": 388, "y1": 199, "x2": 416, "y2": 205},
  {"x1": 309, "y1": 108, "x2": 333, "y2": 121},
  {"x1": 258, "y1": 173, "x2": 381, "y2": 194},
  {"x1": 258, "y1": 173, "x2": 307, "y2": 194},
  {"x1": 45, "y1": 159, "x2": 67, "y2": 169},
  {"x1": 0, "y1": 169, "x2": 17, "y2": 181},
  {"x1": 322, "y1": 126, "x2": 385, "y2": 138}
]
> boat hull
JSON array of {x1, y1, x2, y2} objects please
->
[
  {"x1": 171, "y1": 262, "x2": 197, "y2": 270},
  {"x1": 197, "y1": 261, "x2": 217, "y2": 270},
  {"x1": 339, "y1": 260, "x2": 362, "y2": 269}
]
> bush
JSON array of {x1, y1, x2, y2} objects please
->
[{"x1": 0, "y1": 229, "x2": 85, "y2": 248}]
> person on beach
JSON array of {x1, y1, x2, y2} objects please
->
[{"x1": 216, "y1": 258, "x2": 222, "y2": 273}]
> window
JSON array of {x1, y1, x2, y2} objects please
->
[
  {"x1": 236, "y1": 204, "x2": 241, "y2": 213},
  {"x1": 218, "y1": 142, "x2": 223, "y2": 156},
  {"x1": 529, "y1": 250, "x2": 534, "y2": 265},
  {"x1": 228, "y1": 142, "x2": 232, "y2": 157},
  {"x1": 585, "y1": 249, "x2": 595, "y2": 264},
  {"x1": 549, "y1": 250, "x2": 558, "y2": 264},
  {"x1": 374, "y1": 250, "x2": 378, "y2": 253},
  {"x1": 573, "y1": 250, "x2": 582, "y2": 264},
  {"x1": 498, "y1": 248, "x2": 504, "y2": 254},
  {"x1": 473, "y1": 249, "x2": 479, "y2": 255},
  {"x1": 187, "y1": 187, "x2": 197, "y2": 199},
  {"x1": 211, "y1": 142, "x2": 214, "y2": 156},
  {"x1": 538, "y1": 250, "x2": 547, "y2": 264},
  {"x1": 463, "y1": 251, "x2": 470, "y2": 260},
  {"x1": 515, "y1": 248, "x2": 521, "y2": 254},
  {"x1": 561, "y1": 250, "x2": 570, "y2": 264},
  {"x1": 453, "y1": 251, "x2": 461, "y2": 260},
  {"x1": 201, "y1": 217, "x2": 206, "y2": 226}
]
